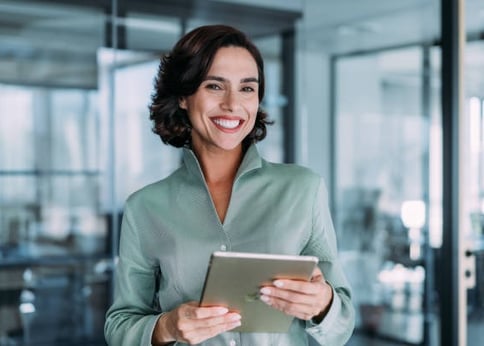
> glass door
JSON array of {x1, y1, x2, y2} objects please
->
[
  {"x1": 438, "y1": 43, "x2": 484, "y2": 346},
  {"x1": 334, "y1": 46, "x2": 430, "y2": 344},
  {"x1": 463, "y1": 41, "x2": 484, "y2": 345}
]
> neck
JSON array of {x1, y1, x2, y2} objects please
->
[{"x1": 193, "y1": 145, "x2": 244, "y2": 185}]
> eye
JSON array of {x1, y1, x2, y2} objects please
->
[
  {"x1": 241, "y1": 86, "x2": 255, "y2": 92},
  {"x1": 205, "y1": 83, "x2": 222, "y2": 90}
]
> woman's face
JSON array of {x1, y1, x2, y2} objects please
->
[{"x1": 180, "y1": 46, "x2": 259, "y2": 154}]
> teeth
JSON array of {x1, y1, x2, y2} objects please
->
[{"x1": 213, "y1": 118, "x2": 240, "y2": 129}]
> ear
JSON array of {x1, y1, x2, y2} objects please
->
[{"x1": 179, "y1": 97, "x2": 187, "y2": 110}]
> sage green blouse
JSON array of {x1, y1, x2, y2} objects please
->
[{"x1": 104, "y1": 145, "x2": 355, "y2": 346}]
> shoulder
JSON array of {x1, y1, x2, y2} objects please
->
[
  {"x1": 262, "y1": 160, "x2": 321, "y2": 184},
  {"x1": 258, "y1": 160, "x2": 324, "y2": 195},
  {"x1": 125, "y1": 167, "x2": 184, "y2": 208}
]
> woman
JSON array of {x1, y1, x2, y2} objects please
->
[{"x1": 104, "y1": 24, "x2": 354, "y2": 346}]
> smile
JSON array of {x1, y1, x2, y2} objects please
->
[{"x1": 212, "y1": 118, "x2": 243, "y2": 129}]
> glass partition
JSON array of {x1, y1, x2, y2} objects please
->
[
  {"x1": 463, "y1": 41, "x2": 484, "y2": 346},
  {"x1": 0, "y1": 1, "x2": 108, "y2": 344},
  {"x1": 335, "y1": 47, "x2": 431, "y2": 344}
]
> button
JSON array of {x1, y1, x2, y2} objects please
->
[
  {"x1": 220, "y1": 244, "x2": 227, "y2": 251},
  {"x1": 229, "y1": 340, "x2": 236, "y2": 346}
]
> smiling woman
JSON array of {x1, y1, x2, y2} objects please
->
[
  {"x1": 179, "y1": 47, "x2": 260, "y2": 154},
  {"x1": 104, "y1": 24, "x2": 354, "y2": 346},
  {"x1": 149, "y1": 25, "x2": 271, "y2": 149}
]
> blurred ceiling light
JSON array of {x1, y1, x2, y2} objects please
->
[
  {"x1": 401, "y1": 200, "x2": 426, "y2": 229},
  {"x1": 116, "y1": 17, "x2": 180, "y2": 34}
]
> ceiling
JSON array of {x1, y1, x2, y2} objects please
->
[
  {"x1": 0, "y1": 0, "x2": 483, "y2": 89},
  {"x1": 219, "y1": 0, "x2": 484, "y2": 54},
  {"x1": 292, "y1": 0, "x2": 484, "y2": 95}
]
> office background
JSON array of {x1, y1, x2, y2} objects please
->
[{"x1": 0, "y1": 0, "x2": 483, "y2": 345}]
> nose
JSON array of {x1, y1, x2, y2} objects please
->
[{"x1": 221, "y1": 89, "x2": 238, "y2": 112}]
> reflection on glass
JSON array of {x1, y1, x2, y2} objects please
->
[{"x1": 335, "y1": 47, "x2": 427, "y2": 344}]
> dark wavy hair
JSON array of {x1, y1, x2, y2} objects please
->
[{"x1": 149, "y1": 24, "x2": 272, "y2": 148}]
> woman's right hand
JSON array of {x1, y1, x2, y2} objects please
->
[{"x1": 152, "y1": 301, "x2": 241, "y2": 345}]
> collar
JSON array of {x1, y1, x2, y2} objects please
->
[{"x1": 182, "y1": 144, "x2": 262, "y2": 183}]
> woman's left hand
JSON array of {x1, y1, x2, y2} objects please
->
[{"x1": 259, "y1": 267, "x2": 333, "y2": 321}]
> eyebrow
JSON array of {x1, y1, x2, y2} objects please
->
[{"x1": 205, "y1": 75, "x2": 259, "y2": 84}]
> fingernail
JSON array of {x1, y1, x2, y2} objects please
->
[
  {"x1": 260, "y1": 295, "x2": 270, "y2": 303},
  {"x1": 216, "y1": 308, "x2": 229, "y2": 314},
  {"x1": 229, "y1": 314, "x2": 241, "y2": 321},
  {"x1": 260, "y1": 287, "x2": 270, "y2": 295},
  {"x1": 273, "y1": 280, "x2": 283, "y2": 287}
]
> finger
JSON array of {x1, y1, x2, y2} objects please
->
[
  {"x1": 310, "y1": 267, "x2": 325, "y2": 282},
  {"x1": 178, "y1": 317, "x2": 241, "y2": 344},
  {"x1": 260, "y1": 286, "x2": 317, "y2": 306},
  {"x1": 271, "y1": 279, "x2": 324, "y2": 295},
  {"x1": 198, "y1": 312, "x2": 242, "y2": 328},
  {"x1": 199, "y1": 318, "x2": 242, "y2": 335},
  {"x1": 183, "y1": 305, "x2": 229, "y2": 320},
  {"x1": 259, "y1": 283, "x2": 327, "y2": 321},
  {"x1": 177, "y1": 308, "x2": 240, "y2": 333}
]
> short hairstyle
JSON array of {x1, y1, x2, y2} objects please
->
[{"x1": 149, "y1": 24, "x2": 272, "y2": 148}]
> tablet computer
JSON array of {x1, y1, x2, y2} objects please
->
[{"x1": 199, "y1": 251, "x2": 318, "y2": 333}]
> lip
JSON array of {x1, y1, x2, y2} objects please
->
[{"x1": 210, "y1": 116, "x2": 245, "y2": 133}]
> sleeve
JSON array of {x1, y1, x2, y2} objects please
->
[
  {"x1": 104, "y1": 204, "x2": 163, "y2": 346},
  {"x1": 301, "y1": 178, "x2": 355, "y2": 346}
]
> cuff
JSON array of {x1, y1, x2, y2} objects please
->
[
  {"x1": 149, "y1": 312, "x2": 173, "y2": 346},
  {"x1": 305, "y1": 286, "x2": 342, "y2": 337}
]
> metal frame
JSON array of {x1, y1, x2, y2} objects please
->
[
  {"x1": 282, "y1": 29, "x2": 296, "y2": 163},
  {"x1": 329, "y1": 55, "x2": 337, "y2": 212},
  {"x1": 440, "y1": 0, "x2": 464, "y2": 345}
]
